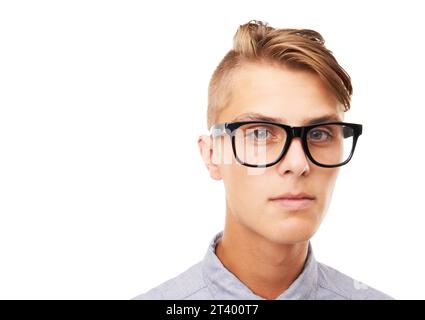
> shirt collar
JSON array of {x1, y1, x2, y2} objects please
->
[{"x1": 201, "y1": 230, "x2": 318, "y2": 300}]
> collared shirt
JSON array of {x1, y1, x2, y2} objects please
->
[{"x1": 134, "y1": 230, "x2": 393, "y2": 300}]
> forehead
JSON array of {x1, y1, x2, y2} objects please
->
[{"x1": 218, "y1": 62, "x2": 344, "y2": 126}]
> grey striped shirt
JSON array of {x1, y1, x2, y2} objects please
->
[{"x1": 134, "y1": 231, "x2": 393, "y2": 300}]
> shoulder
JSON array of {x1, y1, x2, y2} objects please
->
[
  {"x1": 132, "y1": 261, "x2": 211, "y2": 300},
  {"x1": 316, "y1": 262, "x2": 394, "y2": 300}
]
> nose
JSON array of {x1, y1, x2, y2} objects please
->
[{"x1": 276, "y1": 137, "x2": 310, "y2": 176}]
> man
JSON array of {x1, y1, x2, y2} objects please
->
[{"x1": 134, "y1": 20, "x2": 393, "y2": 300}]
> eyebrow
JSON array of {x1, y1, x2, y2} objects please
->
[{"x1": 231, "y1": 112, "x2": 342, "y2": 125}]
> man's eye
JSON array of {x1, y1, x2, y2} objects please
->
[
  {"x1": 246, "y1": 128, "x2": 271, "y2": 140},
  {"x1": 308, "y1": 129, "x2": 331, "y2": 141}
]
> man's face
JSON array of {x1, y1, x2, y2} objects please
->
[{"x1": 199, "y1": 62, "x2": 345, "y2": 245}]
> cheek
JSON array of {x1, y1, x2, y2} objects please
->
[
  {"x1": 221, "y1": 164, "x2": 268, "y2": 213},
  {"x1": 320, "y1": 167, "x2": 339, "y2": 191},
  {"x1": 313, "y1": 167, "x2": 340, "y2": 208}
]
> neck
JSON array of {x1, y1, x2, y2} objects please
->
[{"x1": 215, "y1": 212, "x2": 309, "y2": 300}]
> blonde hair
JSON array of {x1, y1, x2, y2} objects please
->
[{"x1": 207, "y1": 20, "x2": 353, "y2": 129}]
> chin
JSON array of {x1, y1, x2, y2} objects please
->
[{"x1": 263, "y1": 218, "x2": 320, "y2": 245}]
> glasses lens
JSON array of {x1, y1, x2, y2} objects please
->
[
  {"x1": 307, "y1": 124, "x2": 354, "y2": 166},
  {"x1": 234, "y1": 123, "x2": 287, "y2": 166}
]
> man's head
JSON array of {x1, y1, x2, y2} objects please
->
[{"x1": 198, "y1": 20, "x2": 355, "y2": 245}]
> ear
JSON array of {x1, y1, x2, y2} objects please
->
[{"x1": 197, "y1": 135, "x2": 222, "y2": 180}]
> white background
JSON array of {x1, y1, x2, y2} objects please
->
[{"x1": 0, "y1": 0, "x2": 424, "y2": 299}]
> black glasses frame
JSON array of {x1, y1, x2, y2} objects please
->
[{"x1": 210, "y1": 121, "x2": 363, "y2": 168}]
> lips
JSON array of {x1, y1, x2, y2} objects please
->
[
  {"x1": 269, "y1": 192, "x2": 315, "y2": 201},
  {"x1": 269, "y1": 192, "x2": 315, "y2": 210}
]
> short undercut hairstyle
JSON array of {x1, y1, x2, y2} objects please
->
[{"x1": 207, "y1": 20, "x2": 353, "y2": 129}]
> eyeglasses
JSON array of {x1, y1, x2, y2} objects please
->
[{"x1": 210, "y1": 120, "x2": 363, "y2": 168}]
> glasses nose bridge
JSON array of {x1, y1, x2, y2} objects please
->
[
  {"x1": 285, "y1": 125, "x2": 307, "y2": 153},
  {"x1": 289, "y1": 126, "x2": 305, "y2": 139}
]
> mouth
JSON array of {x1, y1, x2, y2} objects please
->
[{"x1": 269, "y1": 192, "x2": 316, "y2": 210}]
